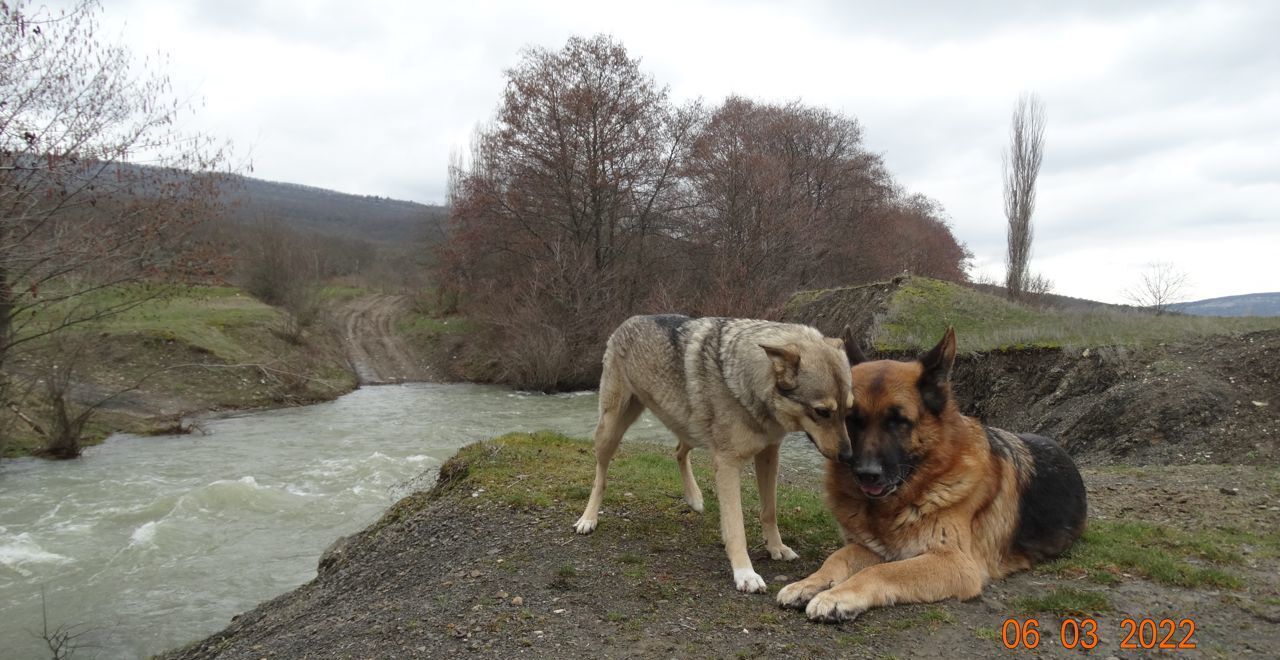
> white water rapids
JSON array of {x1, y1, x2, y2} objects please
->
[{"x1": 0, "y1": 383, "x2": 823, "y2": 658}]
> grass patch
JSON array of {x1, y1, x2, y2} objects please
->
[
  {"x1": 1041, "y1": 520, "x2": 1245, "y2": 589},
  {"x1": 4, "y1": 284, "x2": 357, "y2": 458},
  {"x1": 429, "y1": 432, "x2": 840, "y2": 559},
  {"x1": 972, "y1": 626, "x2": 998, "y2": 641},
  {"x1": 1013, "y1": 587, "x2": 1111, "y2": 616},
  {"x1": 872, "y1": 277, "x2": 1280, "y2": 352}
]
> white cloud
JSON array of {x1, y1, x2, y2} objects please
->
[{"x1": 72, "y1": 0, "x2": 1280, "y2": 301}]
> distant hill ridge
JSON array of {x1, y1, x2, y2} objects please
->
[
  {"x1": 223, "y1": 174, "x2": 448, "y2": 245},
  {"x1": 1171, "y1": 292, "x2": 1280, "y2": 317}
]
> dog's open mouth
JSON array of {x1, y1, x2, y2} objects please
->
[{"x1": 856, "y1": 479, "x2": 899, "y2": 499}]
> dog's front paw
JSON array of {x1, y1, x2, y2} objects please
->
[
  {"x1": 767, "y1": 543, "x2": 799, "y2": 561},
  {"x1": 733, "y1": 568, "x2": 768, "y2": 593},
  {"x1": 804, "y1": 590, "x2": 867, "y2": 623},
  {"x1": 572, "y1": 517, "x2": 597, "y2": 535},
  {"x1": 776, "y1": 578, "x2": 829, "y2": 609}
]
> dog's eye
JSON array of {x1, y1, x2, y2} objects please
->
[{"x1": 813, "y1": 406, "x2": 833, "y2": 419}]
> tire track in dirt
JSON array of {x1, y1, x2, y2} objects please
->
[{"x1": 337, "y1": 294, "x2": 430, "y2": 385}]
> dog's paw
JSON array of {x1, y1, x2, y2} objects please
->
[
  {"x1": 767, "y1": 543, "x2": 799, "y2": 561},
  {"x1": 733, "y1": 568, "x2": 768, "y2": 593},
  {"x1": 776, "y1": 579, "x2": 828, "y2": 609},
  {"x1": 685, "y1": 495, "x2": 704, "y2": 513},
  {"x1": 804, "y1": 590, "x2": 867, "y2": 623},
  {"x1": 572, "y1": 517, "x2": 597, "y2": 535}
]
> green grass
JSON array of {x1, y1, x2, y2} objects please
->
[
  {"x1": 17, "y1": 284, "x2": 282, "y2": 362},
  {"x1": 396, "y1": 313, "x2": 473, "y2": 339},
  {"x1": 4, "y1": 284, "x2": 357, "y2": 459},
  {"x1": 1013, "y1": 587, "x2": 1111, "y2": 616},
  {"x1": 870, "y1": 277, "x2": 1280, "y2": 352},
  {"x1": 972, "y1": 626, "x2": 998, "y2": 641},
  {"x1": 415, "y1": 431, "x2": 842, "y2": 559},
  {"x1": 1041, "y1": 520, "x2": 1247, "y2": 589}
]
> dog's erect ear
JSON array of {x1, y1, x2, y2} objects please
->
[
  {"x1": 917, "y1": 327, "x2": 957, "y2": 415},
  {"x1": 760, "y1": 343, "x2": 801, "y2": 392},
  {"x1": 841, "y1": 325, "x2": 867, "y2": 366}
]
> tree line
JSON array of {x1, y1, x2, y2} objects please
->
[{"x1": 437, "y1": 35, "x2": 971, "y2": 390}]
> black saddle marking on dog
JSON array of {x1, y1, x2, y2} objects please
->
[{"x1": 1012, "y1": 432, "x2": 1087, "y2": 562}]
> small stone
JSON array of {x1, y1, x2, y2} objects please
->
[
  {"x1": 553, "y1": 608, "x2": 566, "y2": 614},
  {"x1": 469, "y1": 570, "x2": 481, "y2": 578},
  {"x1": 772, "y1": 575, "x2": 790, "y2": 582},
  {"x1": 497, "y1": 591, "x2": 509, "y2": 599},
  {"x1": 442, "y1": 581, "x2": 454, "y2": 588},
  {"x1": 624, "y1": 491, "x2": 635, "y2": 498},
  {"x1": 1220, "y1": 487, "x2": 1239, "y2": 496},
  {"x1": 511, "y1": 596, "x2": 524, "y2": 606}
]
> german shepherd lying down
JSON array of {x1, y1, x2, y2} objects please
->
[
  {"x1": 778, "y1": 328, "x2": 1087, "y2": 622},
  {"x1": 574, "y1": 315, "x2": 854, "y2": 593}
]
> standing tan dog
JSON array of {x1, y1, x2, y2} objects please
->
[
  {"x1": 778, "y1": 327, "x2": 1087, "y2": 621},
  {"x1": 574, "y1": 315, "x2": 854, "y2": 593}
]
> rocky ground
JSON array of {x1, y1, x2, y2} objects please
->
[{"x1": 163, "y1": 437, "x2": 1279, "y2": 660}]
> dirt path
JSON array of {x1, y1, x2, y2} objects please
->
[{"x1": 336, "y1": 294, "x2": 431, "y2": 385}]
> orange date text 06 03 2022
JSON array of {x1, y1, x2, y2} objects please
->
[{"x1": 1000, "y1": 617, "x2": 1197, "y2": 651}]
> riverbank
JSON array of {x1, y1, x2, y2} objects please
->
[
  {"x1": 163, "y1": 432, "x2": 1280, "y2": 659},
  {"x1": 2, "y1": 287, "x2": 360, "y2": 459}
]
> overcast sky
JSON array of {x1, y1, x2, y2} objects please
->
[{"x1": 91, "y1": 0, "x2": 1279, "y2": 303}]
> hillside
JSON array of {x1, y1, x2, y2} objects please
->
[
  {"x1": 783, "y1": 277, "x2": 1280, "y2": 466},
  {"x1": 223, "y1": 175, "x2": 447, "y2": 245},
  {"x1": 1, "y1": 287, "x2": 358, "y2": 458},
  {"x1": 1171, "y1": 292, "x2": 1280, "y2": 317}
]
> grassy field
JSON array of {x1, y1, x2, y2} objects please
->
[
  {"x1": 867, "y1": 278, "x2": 1280, "y2": 352},
  {"x1": 2, "y1": 285, "x2": 356, "y2": 458}
]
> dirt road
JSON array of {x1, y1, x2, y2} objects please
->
[{"x1": 336, "y1": 294, "x2": 431, "y2": 385}]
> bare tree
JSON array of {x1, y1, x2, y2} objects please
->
[
  {"x1": 436, "y1": 35, "x2": 974, "y2": 390},
  {"x1": 1003, "y1": 93, "x2": 1046, "y2": 299},
  {"x1": 1, "y1": 1, "x2": 228, "y2": 369},
  {"x1": 1124, "y1": 261, "x2": 1190, "y2": 314},
  {"x1": 1, "y1": 1, "x2": 229, "y2": 455},
  {"x1": 441, "y1": 34, "x2": 696, "y2": 388}
]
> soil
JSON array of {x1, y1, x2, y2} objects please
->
[
  {"x1": 950, "y1": 329, "x2": 1279, "y2": 467},
  {"x1": 162, "y1": 460, "x2": 1280, "y2": 660},
  {"x1": 336, "y1": 294, "x2": 435, "y2": 385}
]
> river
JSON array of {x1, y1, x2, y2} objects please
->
[{"x1": 0, "y1": 383, "x2": 825, "y2": 659}]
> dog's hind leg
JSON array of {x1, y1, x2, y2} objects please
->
[
  {"x1": 675, "y1": 438, "x2": 704, "y2": 513},
  {"x1": 754, "y1": 443, "x2": 798, "y2": 561},
  {"x1": 573, "y1": 392, "x2": 644, "y2": 535}
]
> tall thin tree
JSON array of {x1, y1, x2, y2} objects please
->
[{"x1": 1003, "y1": 93, "x2": 1046, "y2": 299}]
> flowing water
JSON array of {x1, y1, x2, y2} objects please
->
[{"x1": 0, "y1": 383, "x2": 825, "y2": 659}]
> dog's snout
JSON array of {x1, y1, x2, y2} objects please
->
[
  {"x1": 836, "y1": 443, "x2": 854, "y2": 465},
  {"x1": 854, "y1": 461, "x2": 883, "y2": 484}
]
